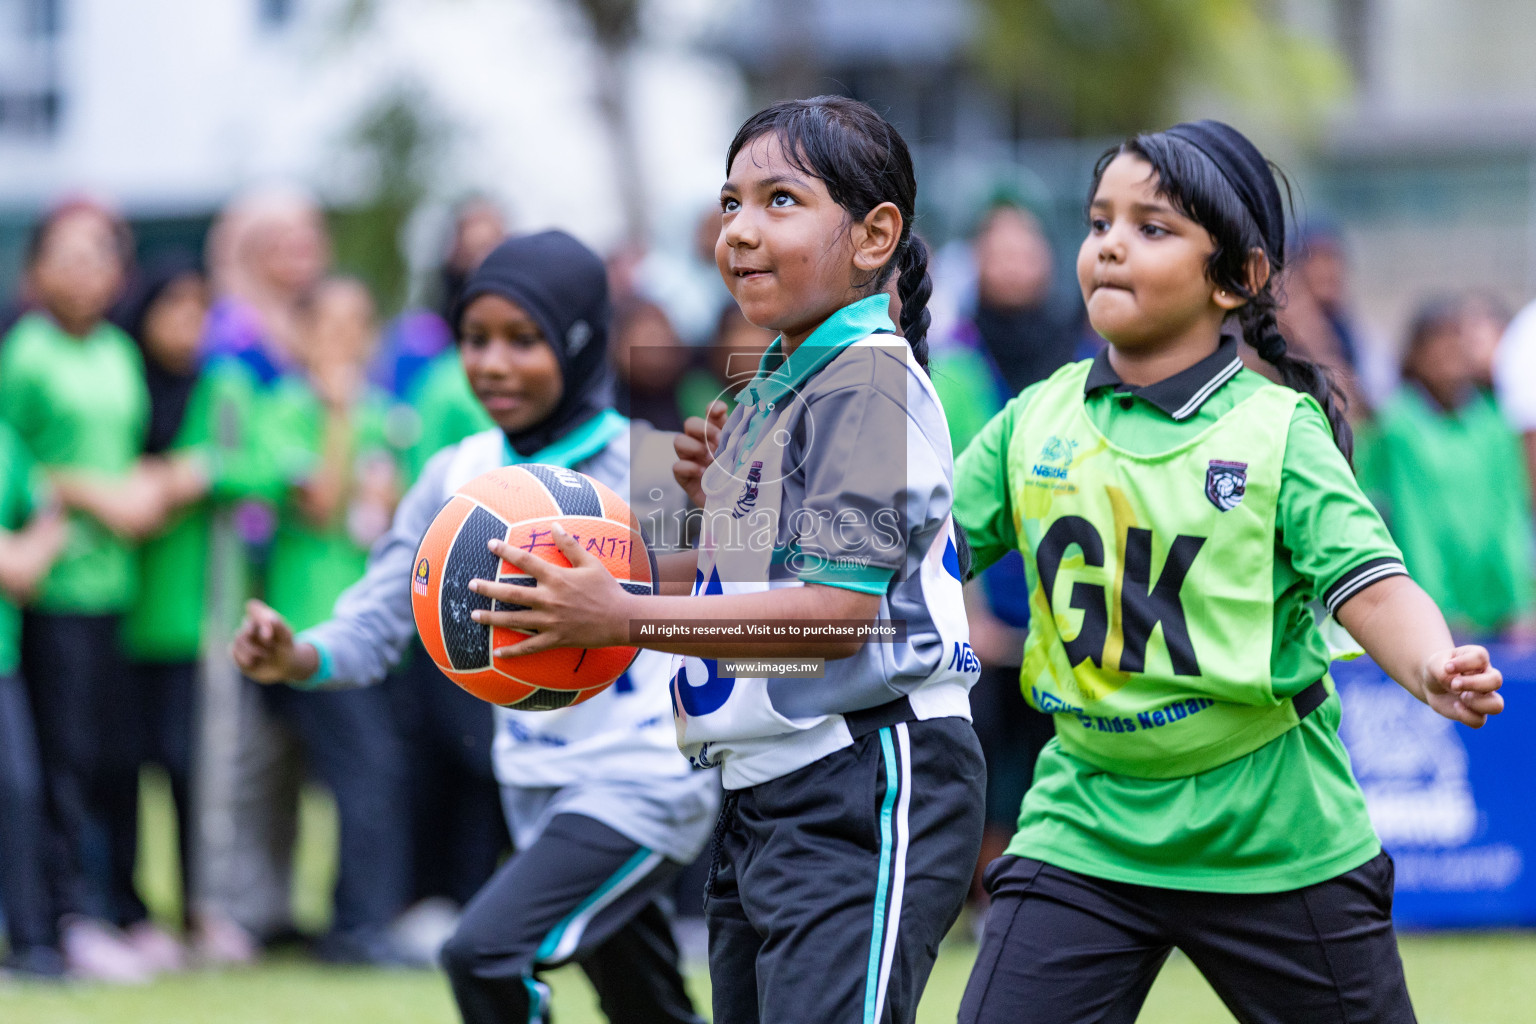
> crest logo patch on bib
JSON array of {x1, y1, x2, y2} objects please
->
[{"x1": 1205, "y1": 460, "x2": 1247, "y2": 511}]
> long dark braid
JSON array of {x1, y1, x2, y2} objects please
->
[
  {"x1": 1236, "y1": 290, "x2": 1354, "y2": 461},
  {"x1": 896, "y1": 234, "x2": 933, "y2": 370}
]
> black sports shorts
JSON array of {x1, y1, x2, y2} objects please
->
[
  {"x1": 706, "y1": 715, "x2": 986, "y2": 1024},
  {"x1": 960, "y1": 850, "x2": 1416, "y2": 1024}
]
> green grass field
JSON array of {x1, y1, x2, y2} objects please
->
[
  {"x1": 3, "y1": 775, "x2": 1533, "y2": 1022},
  {"x1": 4, "y1": 931, "x2": 1535, "y2": 1024}
]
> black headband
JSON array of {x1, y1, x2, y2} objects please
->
[{"x1": 1164, "y1": 120, "x2": 1285, "y2": 263}]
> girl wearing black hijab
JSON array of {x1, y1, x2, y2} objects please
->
[
  {"x1": 229, "y1": 231, "x2": 717, "y2": 1024},
  {"x1": 113, "y1": 261, "x2": 274, "y2": 967}
]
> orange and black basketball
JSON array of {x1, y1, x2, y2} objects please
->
[{"x1": 410, "y1": 464, "x2": 653, "y2": 710}]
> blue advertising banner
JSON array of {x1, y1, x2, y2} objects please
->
[{"x1": 1334, "y1": 644, "x2": 1536, "y2": 929}]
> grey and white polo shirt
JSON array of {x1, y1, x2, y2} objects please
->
[{"x1": 670, "y1": 294, "x2": 978, "y2": 789}]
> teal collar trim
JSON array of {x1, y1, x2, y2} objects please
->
[
  {"x1": 501, "y1": 408, "x2": 628, "y2": 469},
  {"x1": 742, "y1": 294, "x2": 895, "y2": 407}
]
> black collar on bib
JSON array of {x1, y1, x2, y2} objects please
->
[{"x1": 1084, "y1": 333, "x2": 1244, "y2": 421}]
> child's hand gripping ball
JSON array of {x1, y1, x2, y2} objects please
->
[{"x1": 411, "y1": 464, "x2": 654, "y2": 710}]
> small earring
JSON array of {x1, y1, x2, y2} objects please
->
[{"x1": 1218, "y1": 290, "x2": 1228, "y2": 298}]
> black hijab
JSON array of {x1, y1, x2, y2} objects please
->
[
  {"x1": 1165, "y1": 119, "x2": 1286, "y2": 264},
  {"x1": 122, "y1": 258, "x2": 205, "y2": 455},
  {"x1": 453, "y1": 231, "x2": 614, "y2": 457}
]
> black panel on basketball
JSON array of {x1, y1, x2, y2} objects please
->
[
  {"x1": 492, "y1": 574, "x2": 537, "y2": 613},
  {"x1": 619, "y1": 581, "x2": 653, "y2": 596},
  {"x1": 504, "y1": 687, "x2": 580, "y2": 711},
  {"x1": 442, "y1": 505, "x2": 509, "y2": 671},
  {"x1": 524, "y1": 463, "x2": 602, "y2": 517}
]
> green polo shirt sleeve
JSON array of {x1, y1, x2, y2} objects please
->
[
  {"x1": 953, "y1": 385, "x2": 1040, "y2": 576},
  {"x1": 1276, "y1": 399, "x2": 1406, "y2": 619},
  {"x1": 0, "y1": 343, "x2": 41, "y2": 443},
  {"x1": 0, "y1": 421, "x2": 42, "y2": 520}
]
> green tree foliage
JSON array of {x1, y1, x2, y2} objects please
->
[{"x1": 974, "y1": 0, "x2": 1350, "y2": 137}]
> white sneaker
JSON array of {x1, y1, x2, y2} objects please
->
[
  {"x1": 123, "y1": 921, "x2": 186, "y2": 974},
  {"x1": 61, "y1": 918, "x2": 152, "y2": 985}
]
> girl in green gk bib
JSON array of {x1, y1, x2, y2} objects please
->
[{"x1": 953, "y1": 121, "x2": 1505, "y2": 1024}]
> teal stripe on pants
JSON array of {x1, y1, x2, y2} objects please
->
[
  {"x1": 535, "y1": 845, "x2": 655, "y2": 963},
  {"x1": 864, "y1": 726, "x2": 899, "y2": 1024}
]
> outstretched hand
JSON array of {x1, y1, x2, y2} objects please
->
[
  {"x1": 468, "y1": 525, "x2": 636, "y2": 657},
  {"x1": 1421, "y1": 645, "x2": 1504, "y2": 728},
  {"x1": 232, "y1": 599, "x2": 316, "y2": 683},
  {"x1": 673, "y1": 400, "x2": 728, "y2": 508}
]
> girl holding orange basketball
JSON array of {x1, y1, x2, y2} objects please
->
[
  {"x1": 233, "y1": 231, "x2": 716, "y2": 1024},
  {"x1": 472, "y1": 99, "x2": 986, "y2": 1024}
]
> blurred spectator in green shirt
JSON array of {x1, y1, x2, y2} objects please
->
[
  {"x1": 264, "y1": 278, "x2": 404, "y2": 632},
  {"x1": 1357, "y1": 297, "x2": 1535, "y2": 640},
  {"x1": 256, "y1": 276, "x2": 417, "y2": 966},
  {"x1": 396, "y1": 199, "x2": 509, "y2": 479},
  {"x1": 116, "y1": 260, "x2": 280, "y2": 968},
  {"x1": 0, "y1": 199, "x2": 170, "y2": 982}
]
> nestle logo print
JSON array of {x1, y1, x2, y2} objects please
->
[
  {"x1": 947, "y1": 641, "x2": 981, "y2": 674},
  {"x1": 1205, "y1": 460, "x2": 1247, "y2": 511},
  {"x1": 1032, "y1": 435, "x2": 1078, "y2": 481},
  {"x1": 732, "y1": 460, "x2": 764, "y2": 518}
]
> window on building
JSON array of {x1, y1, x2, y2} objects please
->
[{"x1": 0, "y1": 0, "x2": 64, "y2": 139}]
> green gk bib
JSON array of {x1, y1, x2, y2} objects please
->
[{"x1": 1012, "y1": 361, "x2": 1315, "y2": 778}]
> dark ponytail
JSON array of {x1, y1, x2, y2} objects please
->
[
  {"x1": 726, "y1": 96, "x2": 933, "y2": 375},
  {"x1": 896, "y1": 234, "x2": 932, "y2": 371},
  {"x1": 1237, "y1": 294, "x2": 1354, "y2": 462},
  {"x1": 1088, "y1": 127, "x2": 1354, "y2": 463}
]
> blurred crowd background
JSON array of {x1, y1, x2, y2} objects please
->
[{"x1": 2, "y1": 0, "x2": 1535, "y2": 989}]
